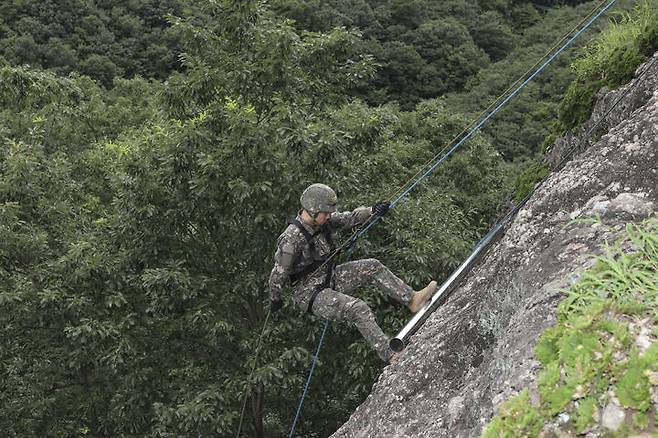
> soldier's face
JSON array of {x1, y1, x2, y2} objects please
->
[{"x1": 315, "y1": 211, "x2": 332, "y2": 225}]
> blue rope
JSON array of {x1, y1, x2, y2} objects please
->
[
  {"x1": 287, "y1": 319, "x2": 329, "y2": 438},
  {"x1": 286, "y1": 1, "x2": 616, "y2": 434},
  {"x1": 288, "y1": 238, "x2": 358, "y2": 438}
]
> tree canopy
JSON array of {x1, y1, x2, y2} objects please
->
[
  {"x1": 1, "y1": 0, "x2": 650, "y2": 436},
  {"x1": 0, "y1": 0, "x2": 183, "y2": 87}
]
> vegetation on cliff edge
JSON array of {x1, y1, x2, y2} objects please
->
[{"x1": 483, "y1": 218, "x2": 658, "y2": 436}]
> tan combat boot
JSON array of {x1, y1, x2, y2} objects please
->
[{"x1": 408, "y1": 280, "x2": 437, "y2": 313}]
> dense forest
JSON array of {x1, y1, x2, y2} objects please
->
[{"x1": 1, "y1": 0, "x2": 656, "y2": 436}]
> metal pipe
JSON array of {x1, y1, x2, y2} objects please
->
[{"x1": 389, "y1": 219, "x2": 508, "y2": 352}]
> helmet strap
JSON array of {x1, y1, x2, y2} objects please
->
[
  {"x1": 301, "y1": 209, "x2": 321, "y2": 227},
  {"x1": 311, "y1": 212, "x2": 321, "y2": 226}
]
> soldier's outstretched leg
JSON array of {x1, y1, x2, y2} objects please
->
[
  {"x1": 332, "y1": 258, "x2": 414, "y2": 305},
  {"x1": 310, "y1": 289, "x2": 392, "y2": 362}
]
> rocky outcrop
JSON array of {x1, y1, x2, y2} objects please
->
[
  {"x1": 331, "y1": 54, "x2": 658, "y2": 438},
  {"x1": 547, "y1": 52, "x2": 658, "y2": 167}
]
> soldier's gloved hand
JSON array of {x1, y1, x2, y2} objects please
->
[
  {"x1": 270, "y1": 297, "x2": 283, "y2": 314},
  {"x1": 372, "y1": 201, "x2": 390, "y2": 217}
]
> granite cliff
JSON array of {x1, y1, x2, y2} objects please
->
[{"x1": 330, "y1": 53, "x2": 658, "y2": 438}]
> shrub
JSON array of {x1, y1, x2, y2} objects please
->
[
  {"x1": 513, "y1": 161, "x2": 550, "y2": 202},
  {"x1": 544, "y1": 0, "x2": 658, "y2": 141}
]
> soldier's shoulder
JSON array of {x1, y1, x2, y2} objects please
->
[{"x1": 277, "y1": 224, "x2": 306, "y2": 247}]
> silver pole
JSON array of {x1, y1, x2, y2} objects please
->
[{"x1": 390, "y1": 219, "x2": 508, "y2": 352}]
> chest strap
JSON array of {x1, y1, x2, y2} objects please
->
[{"x1": 287, "y1": 219, "x2": 337, "y2": 314}]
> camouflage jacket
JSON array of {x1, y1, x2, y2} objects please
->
[{"x1": 269, "y1": 207, "x2": 371, "y2": 302}]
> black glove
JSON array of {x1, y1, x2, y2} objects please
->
[
  {"x1": 270, "y1": 297, "x2": 283, "y2": 314},
  {"x1": 372, "y1": 201, "x2": 390, "y2": 217}
]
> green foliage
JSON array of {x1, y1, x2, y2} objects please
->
[
  {"x1": 558, "y1": 223, "x2": 658, "y2": 317},
  {"x1": 366, "y1": 18, "x2": 489, "y2": 108},
  {"x1": 538, "y1": 362, "x2": 574, "y2": 415},
  {"x1": 514, "y1": 160, "x2": 550, "y2": 202},
  {"x1": 632, "y1": 411, "x2": 650, "y2": 429},
  {"x1": 571, "y1": 1, "x2": 658, "y2": 84},
  {"x1": 0, "y1": 1, "x2": 512, "y2": 435},
  {"x1": 481, "y1": 390, "x2": 544, "y2": 438},
  {"x1": 272, "y1": 0, "x2": 533, "y2": 108},
  {"x1": 4, "y1": 0, "x2": 654, "y2": 436},
  {"x1": 547, "y1": 0, "x2": 658, "y2": 137},
  {"x1": 637, "y1": 17, "x2": 658, "y2": 56},
  {"x1": 535, "y1": 327, "x2": 560, "y2": 364},
  {"x1": 615, "y1": 354, "x2": 652, "y2": 411},
  {"x1": 1, "y1": 0, "x2": 637, "y2": 167},
  {"x1": 0, "y1": 65, "x2": 83, "y2": 109},
  {"x1": 0, "y1": 0, "x2": 183, "y2": 87},
  {"x1": 445, "y1": 1, "x2": 615, "y2": 161},
  {"x1": 554, "y1": 77, "x2": 603, "y2": 132},
  {"x1": 573, "y1": 396, "x2": 597, "y2": 433},
  {"x1": 470, "y1": 11, "x2": 517, "y2": 62},
  {"x1": 0, "y1": 62, "x2": 168, "y2": 436}
]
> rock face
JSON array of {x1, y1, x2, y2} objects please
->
[{"x1": 330, "y1": 54, "x2": 658, "y2": 438}]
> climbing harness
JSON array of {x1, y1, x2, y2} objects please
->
[
  {"x1": 287, "y1": 219, "x2": 338, "y2": 314},
  {"x1": 287, "y1": 219, "x2": 336, "y2": 284}
]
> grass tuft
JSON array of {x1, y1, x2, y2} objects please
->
[
  {"x1": 545, "y1": 0, "x2": 658, "y2": 140},
  {"x1": 482, "y1": 218, "x2": 658, "y2": 435},
  {"x1": 482, "y1": 389, "x2": 544, "y2": 438}
]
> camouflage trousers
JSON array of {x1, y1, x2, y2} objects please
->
[{"x1": 292, "y1": 258, "x2": 413, "y2": 362}]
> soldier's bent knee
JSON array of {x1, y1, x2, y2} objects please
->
[{"x1": 346, "y1": 299, "x2": 373, "y2": 320}]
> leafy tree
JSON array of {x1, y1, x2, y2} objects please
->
[
  {"x1": 442, "y1": 0, "x2": 636, "y2": 161},
  {"x1": 469, "y1": 11, "x2": 517, "y2": 62},
  {"x1": 0, "y1": 55, "x2": 170, "y2": 434},
  {"x1": 1, "y1": 3, "x2": 511, "y2": 436},
  {"x1": 388, "y1": 0, "x2": 427, "y2": 29},
  {"x1": 270, "y1": 0, "x2": 535, "y2": 106},
  {"x1": 0, "y1": 0, "x2": 183, "y2": 86},
  {"x1": 5, "y1": 1, "x2": 633, "y2": 437},
  {"x1": 366, "y1": 40, "x2": 428, "y2": 107},
  {"x1": 270, "y1": 0, "x2": 376, "y2": 32},
  {"x1": 407, "y1": 19, "x2": 490, "y2": 92}
]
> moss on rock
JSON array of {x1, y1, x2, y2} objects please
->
[
  {"x1": 543, "y1": 0, "x2": 658, "y2": 144},
  {"x1": 513, "y1": 161, "x2": 550, "y2": 202}
]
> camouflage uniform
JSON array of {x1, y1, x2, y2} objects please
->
[{"x1": 269, "y1": 207, "x2": 414, "y2": 362}]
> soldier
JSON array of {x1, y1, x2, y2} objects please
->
[{"x1": 269, "y1": 183, "x2": 437, "y2": 363}]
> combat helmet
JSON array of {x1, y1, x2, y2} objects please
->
[{"x1": 300, "y1": 183, "x2": 337, "y2": 215}]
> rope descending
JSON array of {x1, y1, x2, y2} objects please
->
[{"x1": 285, "y1": 1, "x2": 618, "y2": 435}]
